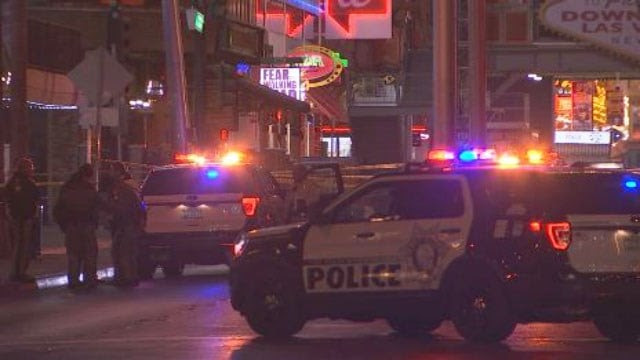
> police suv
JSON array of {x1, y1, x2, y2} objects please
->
[
  {"x1": 139, "y1": 159, "x2": 285, "y2": 278},
  {"x1": 230, "y1": 158, "x2": 640, "y2": 343}
]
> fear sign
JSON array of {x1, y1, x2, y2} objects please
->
[{"x1": 325, "y1": 0, "x2": 391, "y2": 39}]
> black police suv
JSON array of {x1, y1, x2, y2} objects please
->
[{"x1": 230, "y1": 166, "x2": 640, "y2": 342}]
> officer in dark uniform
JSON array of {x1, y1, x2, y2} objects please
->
[
  {"x1": 5, "y1": 157, "x2": 40, "y2": 283},
  {"x1": 285, "y1": 164, "x2": 323, "y2": 222},
  {"x1": 109, "y1": 162, "x2": 145, "y2": 287},
  {"x1": 53, "y1": 164, "x2": 102, "y2": 290}
]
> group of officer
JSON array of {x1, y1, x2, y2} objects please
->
[
  {"x1": 6, "y1": 158, "x2": 325, "y2": 289},
  {"x1": 6, "y1": 157, "x2": 145, "y2": 290}
]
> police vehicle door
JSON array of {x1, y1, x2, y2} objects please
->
[
  {"x1": 303, "y1": 175, "x2": 472, "y2": 293},
  {"x1": 303, "y1": 180, "x2": 409, "y2": 293},
  {"x1": 393, "y1": 175, "x2": 473, "y2": 290}
]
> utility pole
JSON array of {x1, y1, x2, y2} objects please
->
[
  {"x1": 1, "y1": 0, "x2": 29, "y2": 166},
  {"x1": 162, "y1": 0, "x2": 189, "y2": 153},
  {"x1": 191, "y1": 0, "x2": 206, "y2": 147},
  {"x1": 469, "y1": 0, "x2": 487, "y2": 147},
  {"x1": 432, "y1": 0, "x2": 457, "y2": 149}
]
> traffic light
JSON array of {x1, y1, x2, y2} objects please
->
[{"x1": 219, "y1": 128, "x2": 229, "y2": 142}]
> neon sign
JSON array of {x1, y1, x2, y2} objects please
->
[
  {"x1": 287, "y1": 45, "x2": 348, "y2": 88},
  {"x1": 256, "y1": 0, "x2": 314, "y2": 38},
  {"x1": 325, "y1": 0, "x2": 391, "y2": 39}
]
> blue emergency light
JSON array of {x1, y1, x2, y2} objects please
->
[
  {"x1": 206, "y1": 169, "x2": 220, "y2": 179},
  {"x1": 625, "y1": 180, "x2": 638, "y2": 189},
  {"x1": 458, "y1": 150, "x2": 478, "y2": 162}
]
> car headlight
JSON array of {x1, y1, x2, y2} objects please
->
[{"x1": 234, "y1": 233, "x2": 248, "y2": 257}]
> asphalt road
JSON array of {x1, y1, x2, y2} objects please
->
[{"x1": 1, "y1": 266, "x2": 639, "y2": 360}]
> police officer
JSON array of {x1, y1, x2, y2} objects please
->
[
  {"x1": 5, "y1": 157, "x2": 40, "y2": 283},
  {"x1": 54, "y1": 164, "x2": 102, "y2": 290},
  {"x1": 286, "y1": 164, "x2": 323, "y2": 222},
  {"x1": 109, "y1": 162, "x2": 145, "y2": 287}
]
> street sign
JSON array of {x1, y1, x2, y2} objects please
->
[
  {"x1": 68, "y1": 46, "x2": 133, "y2": 105},
  {"x1": 186, "y1": 7, "x2": 205, "y2": 33},
  {"x1": 78, "y1": 106, "x2": 119, "y2": 129}
]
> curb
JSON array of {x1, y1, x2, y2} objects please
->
[{"x1": 0, "y1": 267, "x2": 115, "y2": 296}]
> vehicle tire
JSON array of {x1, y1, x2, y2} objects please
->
[
  {"x1": 137, "y1": 253, "x2": 156, "y2": 281},
  {"x1": 161, "y1": 261, "x2": 185, "y2": 277},
  {"x1": 593, "y1": 309, "x2": 640, "y2": 343},
  {"x1": 449, "y1": 270, "x2": 516, "y2": 343},
  {"x1": 243, "y1": 265, "x2": 305, "y2": 339},
  {"x1": 387, "y1": 317, "x2": 442, "y2": 337}
]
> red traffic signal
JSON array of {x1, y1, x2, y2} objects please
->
[{"x1": 219, "y1": 128, "x2": 229, "y2": 142}]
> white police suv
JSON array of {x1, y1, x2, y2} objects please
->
[
  {"x1": 230, "y1": 163, "x2": 640, "y2": 343},
  {"x1": 139, "y1": 161, "x2": 285, "y2": 278}
]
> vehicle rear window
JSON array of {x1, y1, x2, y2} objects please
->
[
  {"x1": 479, "y1": 171, "x2": 640, "y2": 215},
  {"x1": 539, "y1": 173, "x2": 640, "y2": 214},
  {"x1": 141, "y1": 166, "x2": 256, "y2": 196}
]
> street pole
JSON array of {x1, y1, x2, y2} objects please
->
[
  {"x1": 2, "y1": 0, "x2": 29, "y2": 165},
  {"x1": 0, "y1": 3, "x2": 5, "y2": 182},
  {"x1": 469, "y1": 0, "x2": 487, "y2": 147},
  {"x1": 432, "y1": 0, "x2": 457, "y2": 149},
  {"x1": 191, "y1": 1, "x2": 206, "y2": 147},
  {"x1": 162, "y1": 0, "x2": 189, "y2": 153},
  {"x1": 94, "y1": 47, "x2": 105, "y2": 185}
]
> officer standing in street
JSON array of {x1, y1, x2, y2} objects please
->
[
  {"x1": 5, "y1": 157, "x2": 40, "y2": 283},
  {"x1": 109, "y1": 162, "x2": 145, "y2": 287},
  {"x1": 53, "y1": 164, "x2": 102, "y2": 290}
]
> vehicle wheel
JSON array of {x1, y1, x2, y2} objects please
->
[
  {"x1": 137, "y1": 254, "x2": 156, "y2": 281},
  {"x1": 161, "y1": 261, "x2": 185, "y2": 277},
  {"x1": 387, "y1": 317, "x2": 442, "y2": 337},
  {"x1": 244, "y1": 266, "x2": 305, "y2": 339},
  {"x1": 593, "y1": 309, "x2": 640, "y2": 343},
  {"x1": 449, "y1": 270, "x2": 516, "y2": 342}
]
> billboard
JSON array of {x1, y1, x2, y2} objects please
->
[
  {"x1": 540, "y1": 0, "x2": 640, "y2": 61},
  {"x1": 260, "y1": 67, "x2": 306, "y2": 101}
]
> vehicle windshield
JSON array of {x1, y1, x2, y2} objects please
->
[{"x1": 141, "y1": 166, "x2": 256, "y2": 196}]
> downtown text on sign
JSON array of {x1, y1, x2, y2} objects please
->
[
  {"x1": 260, "y1": 67, "x2": 306, "y2": 101},
  {"x1": 540, "y1": 0, "x2": 640, "y2": 60}
]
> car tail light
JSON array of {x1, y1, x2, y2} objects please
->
[
  {"x1": 545, "y1": 222, "x2": 571, "y2": 251},
  {"x1": 528, "y1": 220, "x2": 571, "y2": 251},
  {"x1": 241, "y1": 196, "x2": 260, "y2": 217},
  {"x1": 528, "y1": 221, "x2": 542, "y2": 233}
]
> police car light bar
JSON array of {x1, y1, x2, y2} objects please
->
[
  {"x1": 175, "y1": 153, "x2": 207, "y2": 165},
  {"x1": 220, "y1": 151, "x2": 243, "y2": 165},
  {"x1": 427, "y1": 150, "x2": 455, "y2": 161}
]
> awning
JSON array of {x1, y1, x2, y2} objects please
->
[{"x1": 235, "y1": 77, "x2": 310, "y2": 113}]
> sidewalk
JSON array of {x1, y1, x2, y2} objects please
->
[{"x1": 0, "y1": 224, "x2": 113, "y2": 294}]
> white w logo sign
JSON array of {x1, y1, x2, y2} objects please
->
[{"x1": 337, "y1": 0, "x2": 372, "y2": 8}]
